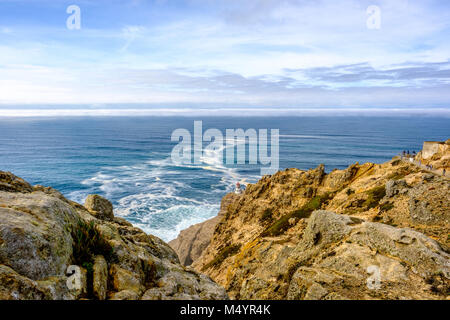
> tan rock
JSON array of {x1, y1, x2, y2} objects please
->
[
  {"x1": 93, "y1": 255, "x2": 108, "y2": 300},
  {"x1": 66, "y1": 265, "x2": 88, "y2": 299},
  {"x1": 190, "y1": 142, "x2": 449, "y2": 300},
  {"x1": 109, "y1": 264, "x2": 143, "y2": 294},
  {"x1": 109, "y1": 289, "x2": 140, "y2": 300},
  {"x1": 169, "y1": 193, "x2": 239, "y2": 266},
  {"x1": 84, "y1": 194, "x2": 114, "y2": 220},
  {"x1": 0, "y1": 170, "x2": 228, "y2": 300},
  {"x1": 0, "y1": 171, "x2": 33, "y2": 193}
]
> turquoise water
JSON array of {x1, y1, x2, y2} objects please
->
[{"x1": 0, "y1": 116, "x2": 448, "y2": 241}]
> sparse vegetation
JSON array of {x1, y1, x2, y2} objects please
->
[
  {"x1": 201, "y1": 244, "x2": 241, "y2": 271},
  {"x1": 346, "y1": 188, "x2": 355, "y2": 196},
  {"x1": 373, "y1": 214, "x2": 383, "y2": 222},
  {"x1": 425, "y1": 271, "x2": 450, "y2": 296},
  {"x1": 70, "y1": 220, "x2": 115, "y2": 298},
  {"x1": 259, "y1": 208, "x2": 273, "y2": 223},
  {"x1": 387, "y1": 168, "x2": 410, "y2": 180},
  {"x1": 380, "y1": 202, "x2": 394, "y2": 212},
  {"x1": 71, "y1": 220, "x2": 115, "y2": 266},
  {"x1": 261, "y1": 193, "x2": 333, "y2": 237},
  {"x1": 363, "y1": 186, "x2": 386, "y2": 209}
]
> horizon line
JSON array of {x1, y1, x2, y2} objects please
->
[{"x1": 1, "y1": 107, "x2": 450, "y2": 118}]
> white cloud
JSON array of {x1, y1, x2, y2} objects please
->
[{"x1": 0, "y1": 0, "x2": 449, "y2": 107}]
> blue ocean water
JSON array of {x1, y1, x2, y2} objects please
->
[{"x1": 0, "y1": 116, "x2": 448, "y2": 241}]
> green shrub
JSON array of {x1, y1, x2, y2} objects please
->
[
  {"x1": 379, "y1": 202, "x2": 394, "y2": 212},
  {"x1": 71, "y1": 220, "x2": 115, "y2": 266},
  {"x1": 261, "y1": 193, "x2": 333, "y2": 237},
  {"x1": 259, "y1": 208, "x2": 273, "y2": 223},
  {"x1": 201, "y1": 244, "x2": 241, "y2": 271},
  {"x1": 363, "y1": 186, "x2": 386, "y2": 209},
  {"x1": 346, "y1": 188, "x2": 355, "y2": 196}
]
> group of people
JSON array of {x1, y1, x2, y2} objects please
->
[
  {"x1": 399, "y1": 150, "x2": 447, "y2": 177},
  {"x1": 401, "y1": 150, "x2": 416, "y2": 158}
]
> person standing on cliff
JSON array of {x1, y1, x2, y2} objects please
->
[{"x1": 235, "y1": 182, "x2": 243, "y2": 194}]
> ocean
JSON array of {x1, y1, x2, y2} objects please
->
[{"x1": 0, "y1": 116, "x2": 448, "y2": 241}]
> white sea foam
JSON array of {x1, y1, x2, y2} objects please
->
[{"x1": 67, "y1": 142, "x2": 259, "y2": 242}]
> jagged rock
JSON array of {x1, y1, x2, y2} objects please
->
[
  {"x1": 229, "y1": 210, "x2": 450, "y2": 300},
  {"x1": 415, "y1": 140, "x2": 450, "y2": 170},
  {"x1": 385, "y1": 179, "x2": 408, "y2": 197},
  {"x1": 109, "y1": 264, "x2": 145, "y2": 295},
  {"x1": 169, "y1": 193, "x2": 240, "y2": 266},
  {"x1": 408, "y1": 180, "x2": 450, "y2": 225},
  {"x1": 93, "y1": 255, "x2": 108, "y2": 300},
  {"x1": 189, "y1": 142, "x2": 449, "y2": 299},
  {"x1": 84, "y1": 194, "x2": 114, "y2": 221},
  {"x1": 0, "y1": 172, "x2": 33, "y2": 193},
  {"x1": 0, "y1": 265, "x2": 47, "y2": 300},
  {"x1": 0, "y1": 192, "x2": 78, "y2": 280},
  {"x1": 109, "y1": 289, "x2": 140, "y2": 300},
  {"x1": 66, "y1": 265, "x2": 88, "y2": 299},
  {"x1": 0, "y1": 171, "x2": 228, "y2": 300}
]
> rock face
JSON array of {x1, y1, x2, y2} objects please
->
[
  {"x1": 0, "y1": 172, "x2": 228, "y2": 300},
  {"x1": 92, "y1": 255, "x2": 108, "y2": 300},
  {"x1": 415, "y1": 139, "x2": 450, "y2": 170},
  {"x1": 179, "y1": 142, "x2": 450, "y2": 300},
  {"x1": 169, "y1": 193, "x2": 239, "y2": 266},
  {"x1": 84, "y1": 194, "x2": 114, "y2": 221}
]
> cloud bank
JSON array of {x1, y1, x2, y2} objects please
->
[{"x1": 0, "y1": 0, "x2": 449, "y2": 109}]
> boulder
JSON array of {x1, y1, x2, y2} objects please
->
[
  {"x1": 0, "y1": 172, "x2": 33, "y2": 193},
  {"x1": 92, "y1": 255, "x2": 108, "y2": 300},
  {"x1": 109, "y1": 289, "x2": 140, "y2": 300},
  {"x1": 385, "y1": 179, "x2": 408, "y2": 197},
  {"x1": 0, "y1": 171, "x2": 228, "y2": 300},
  {"x1": 66, "y1": 265, "x2": 88, "y2": 299},
  {"x1": 109, "y1": 264, "x2": 144, "y2": 295},
  {"x1": 84, "y1": 194, "x2": 114, "y2": 221}
]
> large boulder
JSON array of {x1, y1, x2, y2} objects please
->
[
  {"x1": 0, "y1": 192, "x2": 78, "y2": 280},
  {"x1": 0, "y1": 171, "x2": 228, "y2": 300},
  {"x1": 84, "y1": 194, "x2": 114, "y2": 221},
  {"x1": 0, "y1": 172, "x2": 33, "y2": 193}
]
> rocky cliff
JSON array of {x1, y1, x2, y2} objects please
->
[
  {"x1": 171, "y1": 141, "x2": 450, "y2": 300},
  {"x1": 0, "y1": 171, "x2": 228, "y2": 300},
  {"x1": 169, "y1": 193, "x2": 240, "y2": 266},
  {"x1": 415, "y1": 139, "x2": 450, "y2": 170}
]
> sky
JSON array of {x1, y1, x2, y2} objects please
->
[{"x1": 0, "y1": 0, "x2": 450, "y2": 112}]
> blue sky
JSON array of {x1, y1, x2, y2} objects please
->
[{"x1": 0, "y1": 0, "x2": 450, "y2": 110}]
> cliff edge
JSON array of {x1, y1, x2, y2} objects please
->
[
  {"x1": 171, "y1": 140, "x2": 450, "y2": 300},
  {"x1": 0, "y1": 171, "x2": 228, "y2": 300}
]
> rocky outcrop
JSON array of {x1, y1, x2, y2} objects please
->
[
  {"x1": 169, "y1": 193, "x2": 240, "y2": 266},
  {"x1": 0, "y1": 172, "x2": 227, "y2": 300},
  {"x1": 415, "y1": 139, "x2": 450, "y2": 170},
  {"x1": 84, "y1": 194, "x2": 114, "y2": 221},
  {"x1": 183, "y1": 141, "x2": 449, "y2": 300},
  {"x1": 229, "y1": 210, "x2": 449, "y2": 300},
  {"x1": 92, "y1": 255, "x2": 108, "y2": 300}
]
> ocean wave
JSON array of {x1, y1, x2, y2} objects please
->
[{"x1": 67, "y1": 145, "x2": 259, "y2": 241}]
